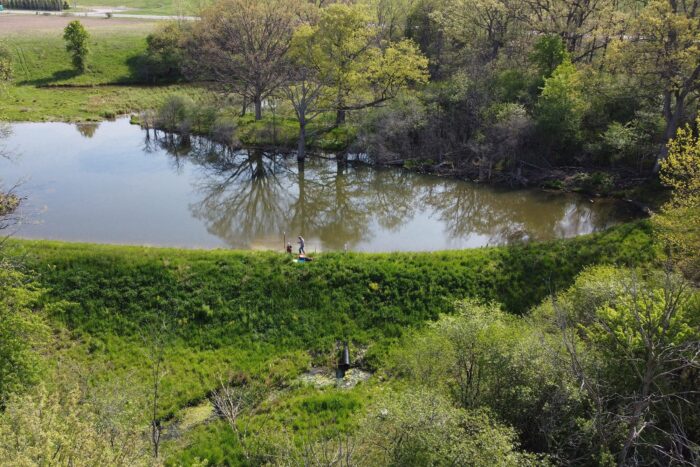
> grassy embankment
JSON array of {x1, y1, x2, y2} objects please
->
[
  {"x1": 0, "y1": 19, "x2": 208, "y2": 121},
  {"x1": 6, "y1": 221, "x2": 656, "y2": 463}
]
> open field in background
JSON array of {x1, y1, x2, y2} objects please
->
[
  {"x1": 0, "y1": 17, "x2": 212, "y2": 121},
  {"x1": 0, "y1": 0, "x2": 207, "y2": 17},
  {"x1": 0, "y1": 15, "x2": 159, "y2": 35},
  {"x1": 1, "y1": 18, "x2": 155, "y2": 84},
  {"x1": 74, "y1": 0, "x2": 205, "y2": 16}
]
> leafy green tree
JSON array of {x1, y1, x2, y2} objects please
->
[
  {"x1": 359, "y1": 387, "x2": 540, "y2": 466},
  {"x1": 529, "y1": 34, "x2": 566, "y2": 80},
  {"x1": 283, "y1": 25, "x2": 332, "y2": 163},
  {"x1": 656, "y1": 117, "x2": 700, "y2": 279},
  {"x1": 303, "y1": 4, "x2": 429, "y2": 125},
  {"x1": 405, "y1": 0, "x2": 448, "y2": 78},
  {"x1": 142, "y1": 22, "x2": 189, "y2": 83},
  {"x1": 433, "y1": 0, "x2": 524, "y2": 61},
  {"x1": 535, "y1": 56, "x2": 586, "y2": 153},
  {"x1": 285, "y1": 4, "x2": 427, "y2": 161},
  {"x1": 539, "y1": 266, "x2": 700, "y2": 464},
  {"x1": 63, "y1": 20, "x2": 89, "y2": 73},
  {"x1": 191, "y1": 0, "x2": 307, "y2": 120},
  {"x1": 610, "y1": 0, "x2": 700, "y2": 170},
  {"x1": 521, "y1": 0, "x2": 619, "y2": 61},
  {"x1": 660, "y1": 117, "x2": 700, "y2": 208}
]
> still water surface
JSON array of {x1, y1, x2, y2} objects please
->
[{"x1": 0, "y1": 119, "x2": 639, "y2": 251}]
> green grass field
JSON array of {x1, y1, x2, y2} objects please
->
[
  {"x1": 2, "y1": 83, "x2": 208, "y2": 121},
  {"x1": 0, "y1": 21, "x2": 212, "y2": 121},
  {"x1": 75, "y1": 0, "x2": 207, "y2": 16},
  {"x1": 7, "y1": 29, "x2": 150, "y2": 85},
  {"x1": 5, "y1": 221, "x2": 656, "y2": 462}
]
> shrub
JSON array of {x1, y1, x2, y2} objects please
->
[
  {"x1": 140, "y1": 22, "x2": 189, "y2": 83},
  {"x1": 536, "y1": 57, "x2": 587, "y2": 155},
  {"x1": 156, "y1": 95, "x2": 193, "y2": 133},
  {"x1": 358, "y1": 388, "x2": 540, "y2": 466},
  {"x1": 63, "y1": 20, "x2": 89, "y2": 73}
]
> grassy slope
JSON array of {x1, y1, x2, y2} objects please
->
[
  {"x1": 10, "y1": 222, "x2": 654, "y2": 395},
  {"x1": 5, "y1": 221, "x2": 656, "y2": 462},
  {"x1": 1, "y1": 24, "x2": 209, "y2": 121}
]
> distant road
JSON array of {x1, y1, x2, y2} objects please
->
[
  {"x1": 0, "y1": 14, "x2": 163, "y2": 35},
  {"x1": 0, "y1": 9, "x2": 197, "y2": 21}
]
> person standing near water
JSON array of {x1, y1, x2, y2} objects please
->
[{"x1": 297, "y1": 235, "x2": 305, "y2": 255}]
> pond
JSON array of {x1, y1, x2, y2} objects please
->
[{"x1": 0, "y1": 118, "x2": 640, "y2": 252}]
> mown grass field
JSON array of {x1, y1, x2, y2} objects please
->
[
  {"x1": 5, "y1": 221, "x2": 657, "y2": 463},
  {"x1": 75, "y1": 0, "x2": 205, "y2": 16},
  {"x1": 6, "y1": 27, "x2": 152, "y2": 85},
  {"x1": 0, "y1": 18, "x2": 212, "y2": 121}
]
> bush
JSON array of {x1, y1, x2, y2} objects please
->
[
  {"x1": 383, "y1": 300, "x2": 593, "y2": 459},
  {"x1": 140, "y1": 22, "x2": 189, "y2": 83},
  {"x1": 63, "y1": 20, "x2": 89, "y2": 73},
  {"x1": 354, "y1": 93, "x2": 427, "y2": 163},
  {"x1": 569, "y1": 171, "x2": 615, "y2": 194},
  {"x1": 535, "y1": 57, "x2": 587, "y2": 155},
  {"x1": 358, "y1": 388, "x2": 540, "y2": 466},
  {"x1": 156, "y1": 94, "x2": 194, "y2": 133}
]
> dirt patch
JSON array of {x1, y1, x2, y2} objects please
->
[
  {"x1": 0, "y1": 14, "x2": 156, "y2": 36},
  {"x1": 298, "y1": 368, "x2": 372, "y2": 389}
]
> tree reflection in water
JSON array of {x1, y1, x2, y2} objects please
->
[
  {"x1": 74, "y1": 122, "x2": 100, "y2": 139},
  {"x1": 422, "y1": 181, "x2": 632, "y2": 245},
  {"x1": 152, "y1": 134, "x2": 637, "y2": 251}
]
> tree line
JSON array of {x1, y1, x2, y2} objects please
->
[
  {"x1": 137, "y1": 0, "x2": 699, "y2": 182},
  {"x1": 0, "y1": 0, "x2": 63, "y2": 10}
]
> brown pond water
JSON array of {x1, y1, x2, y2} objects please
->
[{"x1": 0, "y1": 118, "x2": 641, "y2": 251}]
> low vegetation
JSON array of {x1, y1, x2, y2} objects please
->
[{"x1": 0, "y1": 220, "x2": 662, "y2": 463}]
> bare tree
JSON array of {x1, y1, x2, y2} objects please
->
[
  {"x1": 211, "y1": 374, "x2": 267, "y2": 462},
  {"x1": 284, "y1": 62, "x2": 330, "y2": 163},
  {"x1": 190, "y1": 0, "x2": 307, "y2": 120},
  {"x1": 140, "y1": 315, "x2": 172, "y2": 459},
  {"x1": 276, "y1": 432, "x2": 363, "y2": 467}
]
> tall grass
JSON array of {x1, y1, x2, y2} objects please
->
[{"x1": 11, "y1": 221, "x2": 655, "y2": 350}]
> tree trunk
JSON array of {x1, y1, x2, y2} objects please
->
[
  {"x1": 254, "y1": 97, "x2": 262, "y2": 121},
  {"x1": 336, "y1": 109, "x2": 346, "y2": 125},
  {"x1": 655, "y1": 90, "x2": 684, "y2": 173},
  {"x1": 240, "y1": 97, "x2": 248, "y2": 117},
  {"x1": 297, "y1": 123, "x2": 306, "y2": 163},
  {"x1": 297, "y1": 160, "x2": 307, "y2": 234}
]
